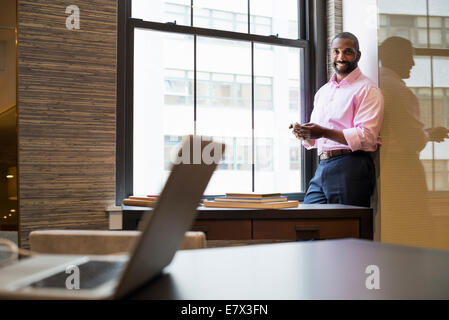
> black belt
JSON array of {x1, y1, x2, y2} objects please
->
[{"x1": 319, "y1": 149, "x2": 352, "y2": 160}]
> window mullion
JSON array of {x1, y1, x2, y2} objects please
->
[
  {"x1": 192, "y1": 0, "x2": 197, "y2": 135},
  {"x1": 190, "y1": 0, "x2": 193, "y2": 27},
  {"x1": 251, "y1": 41, "x2": 255, "y2": 193},
  {"x1": 248, "y1": 0, "x2": 255, "y2": 192},
  {"x1": 248, "y1": 0, "x2": 251, "y2": 34},
  {"x1": 194, "y1": 35, "x2": 197, "y2": 136}
]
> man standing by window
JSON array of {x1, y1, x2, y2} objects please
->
[{"x1": 290, "y1": 32, "x2": 384, "y2": 207}]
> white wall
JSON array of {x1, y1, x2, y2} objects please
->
[
  {"x1": 343, "y1": 0, "x2": 381, "y2": 241},
  {"x1": 343, "y1": 0, "x2": 379, "y2": 84}
]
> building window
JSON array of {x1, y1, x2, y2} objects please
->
[
  {"x1": 163, "y1": 69, "x2": 274, "y2": 110},
  {"x1": 379, "y1": 14, "x2": 449, "y2": 49},
  {"x1": 117, "y1": 0, "x2": 323, "y2": 201},
  {"x1": 410, "y1": 86, "x2": 449, "y2": 191}
]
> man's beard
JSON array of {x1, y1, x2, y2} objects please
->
[{"x1": 333, "y1": 59, "x2": 358, "y2": 76}]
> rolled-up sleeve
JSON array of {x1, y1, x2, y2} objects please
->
[
  {"x1": 343, "y1": 86, "x2": 384, "y2": 151},
  {"x1": 302, "y1": 139, "x2": 316, "y2": 149}
]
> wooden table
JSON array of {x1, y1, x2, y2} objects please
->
[{"x1": 122, "y1": 204, "x2": 373, "y2": 243}]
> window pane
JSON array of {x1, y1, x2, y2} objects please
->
[
  {"x1": 433, "y1": 57, "x2": 449, "y2": 89},
  {"x1": 134, "y1": 30, "x2": 194, "y2": 195},
  {"x1": 429, "y1": 17, "x2": 442, "y2": 28},
  {"x1": 193, "y1": 0, "x2": 247, "y2": 33},
  {"x1": 212, "y1": 20, "x2": 234, "y2": 30},
  {"x1": 417, "y1": 29, "x2": 428, "y2": 46},
  {"x1": 237, "y1": 83, "x2": 251, "y2": 107},
  {"x1": 432, "y1": 57, "x2": 449, "y2": 189},
  {"x1": 434, "y1": 144, "x2": 449, "y2": 190},
  {"x1": 196, "y1": 37, "x2": 252, "y2": 194},
  {"x1": 289, "y1": 139, "x2": 301, "y2": 170},
  {"x1": 254, "y1": 44, "x2": 303, "y2": 193},
  {"x1": 132, "y1": 0, "x2": 191, "y2": 26},
  {"x1": 197, "y1": 81, "x2": 210, "y2": 105},
  {"x1": 250, "y1": 0, "x2": 298, "y2": 39},
  {"x1": 416, "y1": 16, "x2": 427, "y2": 28},
  {"x1": 430, "y1": 29, "x2": 442, "y2": 47}
]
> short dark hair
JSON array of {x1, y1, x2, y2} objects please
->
[{"x1": 332, "y1": 32, "x2": 360, "y2": 53}]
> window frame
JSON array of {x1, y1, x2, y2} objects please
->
[{"x1": 116, "y1": 0, "x2": 327, "y2": 205}]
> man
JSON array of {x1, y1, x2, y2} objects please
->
[{"x1": 290, "y1": 32, "x2": 384, "y2": 207}]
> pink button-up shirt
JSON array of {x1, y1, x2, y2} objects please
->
[{"x1": 303, "y1": 67, "x2": 384, "y2": 155}]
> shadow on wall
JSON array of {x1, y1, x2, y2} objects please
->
[{"x1": 378, "y1": 36, "x2": 449, "y2": 249}]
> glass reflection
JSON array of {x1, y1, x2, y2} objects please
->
[{"x1": 378, "y1": 0, "x2": 449, "y2": 250}]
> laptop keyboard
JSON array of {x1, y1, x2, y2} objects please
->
[{"x1": 29, "y1": 260, "x2": 126, "y2": 290}]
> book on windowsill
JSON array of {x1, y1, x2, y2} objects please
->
[
  {"x1": 129, "y1": 196, "x2": 158, "y2": 201},
  {"x1": 202, "y1": 200, "x2": 299, "y2": 209},
  {"x1": 123, "y1": 196, "x2": 158, "y2": 207},
  {"x1": 225, "y1": 192, "x2": 282, "y2": 199},
  {"x1": 214, "y1": 196, "x2": 288, "y2": 203}
]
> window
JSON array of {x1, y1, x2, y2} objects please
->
[
  {"x1": 410, "y1": 86, "x2": 449, "y2": 191},
  {"x1": 117, "y1": 0, "x2": 324, "y2": 202},
  {"x1": 379, "y1": 14, "x2": 449, "y2": 49}
]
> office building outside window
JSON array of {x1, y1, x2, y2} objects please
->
[{"x1": 118, "y1": 0, "x2": 324, "y2": 200}]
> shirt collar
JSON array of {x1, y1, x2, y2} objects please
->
[{"x1": 330, "y1": 67, "x2": 362, "y2": 86}]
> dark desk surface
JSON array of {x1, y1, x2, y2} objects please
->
[{"x1": 129, "y1": 239, "x2": 449, "y2": 300}]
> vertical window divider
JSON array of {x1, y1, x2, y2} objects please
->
[
  {"x1": 116, "y1": 0, "x2": 131, "y2": 204},
  {"x1": 192, "y1": 0, "x2": 197, "y2": 135},
  {"x1": 249, "y1": 0, "x2": 255, "y2": 192},
  {"x1": 191, "y1": 0, "x2": 193, "y2": 26},
  {"x1": 124, "y1": 0, "x2": 135, "y2": 202},
  {"x1": 299, "y1": 0, "x2": 306, "y2": 40},
  {"x1": 251, "y1": 41, "x2": 255, "y2": 193},
  {"x1": 299, "y1": 0, "x2": 306, "y2": 192},
  {"x1": 248, "y1": 0, "x2": 251, "y2": 34},
  {"x1": 194, "y1": 35, "x2": 197, "y2": 136}
]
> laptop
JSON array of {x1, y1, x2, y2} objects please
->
[{"x1": 0, "y1": 135, "x2": 224, "y2": 299}]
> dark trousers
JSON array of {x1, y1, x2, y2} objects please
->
[{"x1": 304, "y1": 151, "x2": 375, "y2": 207}]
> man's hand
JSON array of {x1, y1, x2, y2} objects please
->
[
  {"x1": 289, "y1": 122, "x2": 348, "y2": 145},
  {"x1": 289, "y1": 122, "x2": 305, "y2": 140},
  {"x1": 289, "y1": 122, "x2": 326, "y2": 140},
  {"x1": 296, "y1": 123, "x2": 327, "y2": 140},
  {"x1": 425, "y1": 127, "x2": 449, "y2": 143}
]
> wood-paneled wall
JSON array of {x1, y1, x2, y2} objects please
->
[
  {"x1": 18, "y1": 0, "x2": 117, "y2": 247},
  {"x1": 327, "y1": 0, "x2": 343, "y2": 79}
]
